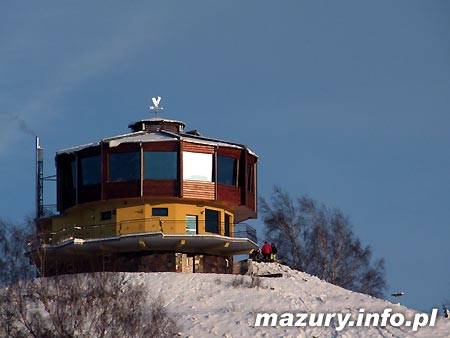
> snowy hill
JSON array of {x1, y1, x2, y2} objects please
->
[{"x1": 131, "y1": 262, "x2": 450, "y2": 338}]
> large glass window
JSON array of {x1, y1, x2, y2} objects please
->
[
  {"x1": 58, "y1": 158, "x2": 76, "y2": 190},
  {"x1": 109, "y1": 152, "x2": 140, "y2": 182},
  {"x1": 205, "y1": 209, "x2": 220, "y2": 234},
  {"x1": 144, "y1": 151, "x2": 178, "y2": 180},
  {"x1": 183, "y1": 151, "x2": 212, "y2": 182},
  {"x1": 81, "y1": 155, "x2": 101, "y2": 186},
  {"x1": 224, "y1": 213, "x2": 231, "y2": 236},
  {"x1": 217, "y1": 155, "x2": 237, "y2": 186},
  {"x1": 70, "y1": 160, "x2": 77, "y2": 189},
  {"x1": 247, "y1": 164, "x2": 255, "y2": 192},
  {"x1": 186, "y1": 215, "x2": 197, "y2": 235}
]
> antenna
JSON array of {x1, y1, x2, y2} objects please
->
[
  {"x1": 36, "y1": 136, "x2": 44, "y2": 219},
  {"x1": 35, "y1": 137, "x2": 57, "y2": 219},
  {"x1": 149, "y1": 96, "x2": 164, "y2": 117}
]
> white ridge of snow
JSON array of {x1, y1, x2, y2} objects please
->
[{"x1": 129, "y1": 262, "x2": 450, "y2": 338}]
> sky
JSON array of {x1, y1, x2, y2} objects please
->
[{"x1": 1, "y1": 1, "x2": 449, "y2": 312}]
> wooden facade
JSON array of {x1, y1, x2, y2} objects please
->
[{"x1": 56, "y1": 139, "x2": 257, "y2": 218}]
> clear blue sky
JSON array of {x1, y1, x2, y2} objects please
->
[{"x1": 1, "y1": 1, "x2": 449, "y2": 312}]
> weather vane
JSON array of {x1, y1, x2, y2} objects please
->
[{"x1": 149, "y1": 96, "x2": 164, "y2": 117}]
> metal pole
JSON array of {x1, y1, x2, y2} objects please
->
[{"x1": 36, "y1": 136, "x2": 44, "y2": 218}]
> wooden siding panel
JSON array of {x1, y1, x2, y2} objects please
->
[
  {"x1": 245, "y1": 150, "x2": 257, "y2": 212},
  {"x1": 78, "y1": 184, "x2": 101, "y2": 204},
  {"x1": 182, "y1": 180, "x2": 215, "y2": 200},
  {"x1": 104, "y1": 181, "x2": 140, "y2": 199},
  {"x1": 247, "y1": 153, "x2": 257, "y2": 165},
  {"x1": 143, "y1": 180, "x2": 179, "y2": 197},
  {"x1": 217, "y1": 147, "x2": 241, "y2": 158},
  {"x1": 246, "y1": 192, "x2": 256, "y2": 212},
  {"x1": 217, "y1": 184, "x2": 241, "y2": 205},
  {"x1": 108, "y1": 143, "x2": 140, "y2": 153},
  {"x1": 240, "y1": 151, "x2": 247, "y2": 206},
  {"x1": 142, "y1": 142, "x2": 179, "y2": 151},
  {"x1": 182, "y1": 142, "x2": 215, "y2": 154}
]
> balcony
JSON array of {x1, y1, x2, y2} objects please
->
[{"x1": 38, "y1": 218, "x2": 258, "y2": 257}]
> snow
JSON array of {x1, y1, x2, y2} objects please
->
[{"x1": 128, "y1": 262, "x2": 450, "y2": 338}]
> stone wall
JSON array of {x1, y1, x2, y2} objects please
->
[{"x1": 40, "y1": 252, "x2": 234, "y2": 276}]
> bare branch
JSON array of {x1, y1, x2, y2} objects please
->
[{"x1": 260, "y1": 187, "x2": 387, "y2": 297}]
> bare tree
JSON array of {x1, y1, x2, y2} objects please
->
[
  {"x1": 0, "y1": 218, "x2": 36, "y2": 285},
  {"x1": 259, "y1": 186, "x2": 307, "y2": 271},
  {"x1": 0, "y1": 218, "x2": 178, "y2": 338},
  {"x1": 260, "y1": 187, "x2": 387, "y2": 298}
]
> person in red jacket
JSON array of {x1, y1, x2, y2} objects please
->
[{"x1": 261, "y1": 241, "x2": 272, "y2": 262}]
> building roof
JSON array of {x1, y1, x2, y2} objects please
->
[{"x1": 56, "y1": 118, "x2": 258, "y2": 156}]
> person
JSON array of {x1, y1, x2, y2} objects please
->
[
  {"x1": 444, "y1": 305, "x2": 449, "y2": 319},
  {"x1": 270, "y1": 243, "x2": 278, "y2": 261},
  {"x1": 250, "y1": 248, "x2": 261, "y2": 261},
  {"x1": 256, "y1": 248, "x2": 262, "y2": 262},
  {"x1": 261, "y1": 241, "x2": 272, "y2": 262}
]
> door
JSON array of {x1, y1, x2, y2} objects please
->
[{"x1": 186, "y1": 215, "x2": 197, "y2": 235}]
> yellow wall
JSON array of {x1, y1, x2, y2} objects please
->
[{"x1": 49, "y1": 198, "x2": 235, "y2": 243}]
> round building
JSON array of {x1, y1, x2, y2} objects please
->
[{"x1": 34, "y1": 113, "x2": 258, "y2": 275}]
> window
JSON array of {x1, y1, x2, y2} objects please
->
[
  {"x1": 205, "y1": 209, "x2": 220, "y2": 234},
  {"x1": 152, "y1": 207, "x2": 168, "y2": 216},
  {"x1": 186, "y1": 215, "x2": 197, "y2": 235},
  {"x1": 100, "y1": 211, "x2": 112, "y2": 221},
  {"x1": 58, "y1": 159, "x2": 77, "y2": 189},
  {"x1": 109, "y1": 152, "x2": 140, "y2": 182},
  {"x1": 217, "y1": 155, "x2": 237, "y2": 186},
  {"x1": 57, "y1": 156, "x2": 77, "y2": 210},
  {"x1": 247, "y1": 164, "x2": 255, "y2": 192},
  {"x1": 81, "y1": 155, "x2": 101, "y2": 186},
  {"x1": 144, "y1": 151, "x2": 178, "y2": 180},
  {"x1": 70, "y1": 159, "x2": 77, "y2": 189},
  {"x1": 183, "y1": 151, "x2": 213, "y2": 182},
  {"x1": 224, "y1": 213, "x2": 231, "y2": 236}
]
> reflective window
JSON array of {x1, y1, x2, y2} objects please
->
[
  {"x1": 217, "y1": 155, "x2": 237, "y2": 186},
  {"x1": 101, "y1": 211, "x2": 112, "y2": 221},
  {"x1": 186, "y1": 215, "x2": 197, "y2": 235},
  {"x1": 70, "y1": 160, "x2": 77, "y2": 189},
  {"x1": 183, "y1": 151, "x2": 213, "y2": 182},
  {"x1": 144, "y1": 151, "x2": 178, "y2": 180},
  {"x1": 57, "y1": 158, "x2": 76, "y2": 190},
  {"x1": 81, "y1": 155, "x2": 101, "y2": 186},
  {"x1": 109, "y1": 152, "x2": 140, "y2": 182},
  {"x1": 152, "y1": 208, "x2": 168, "y2": 216},
  {"x1": 247, "y1": 164, "x2": 255, "y2": 192},
  {"x1": 205, "y1": 209, "x2": 220, "y2": 234},
  {"x1": 224, "y1": 213, "x2": 231, "y2": 236}
]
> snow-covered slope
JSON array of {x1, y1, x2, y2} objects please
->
[{"x1": 130, "y1": 262, "x2": 450, "y2": 338}]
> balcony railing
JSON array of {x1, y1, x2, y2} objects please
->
[
  {"x1": 42, "y1": 204, "x2": 58, "y2": 217},
  {"x1": 234, "y1": 223, "x2": 257, "y2": 243},
  {"x1": 44, "y1": 218, "x2": 257, "y2": 245}
]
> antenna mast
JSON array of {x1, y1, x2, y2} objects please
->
[{"x1": 36, "y1": 136, "x2": 44, "y2": 219}]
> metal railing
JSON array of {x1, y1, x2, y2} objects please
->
[
  {"x1": 234, "y1": 223, "x2": 257, "y2": 243},
  {"x1": 47, "y1": 222, "x2": 117, "y2": 244},
  {"x1": 42, "y1": 204, "x2": 58, "y2": 217},
  {"x1": 45, "y1": 218, "x2": 258, "y2": 245}
]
